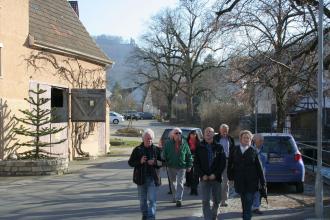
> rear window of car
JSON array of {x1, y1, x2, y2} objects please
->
[
  {"x1": 262, "y1": 136, "x2": 295, "y2": 154},
  {"x1": 161, "y1": 129, "x2": 171, "y2": 140},
  {"x1": 161, "y1": 128, "x2": 203, "y2": 142}
]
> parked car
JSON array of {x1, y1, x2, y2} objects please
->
[
  {"x1": 109, "y1": 111, "x2": 125, "y2": 124},
  {"x1": 259, "y1": 133, "x2": 305, "y2": 193},
  {"x1": 159, "y1": 127, "x2": 203, "y2": 148},
  {"x1": 122, "y1": 110, "x2": 141, "y2": 120},
  {"x1": 138, "y1": 112, "x2": 155, "y2": 119}
]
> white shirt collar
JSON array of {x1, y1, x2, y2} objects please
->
[{"x1": 240, "y1": 144, "x2": 250, "y2": 154}]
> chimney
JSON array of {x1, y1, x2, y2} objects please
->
[{"x1": 69, "y1": 1, "x2": 79, "y2": 17}]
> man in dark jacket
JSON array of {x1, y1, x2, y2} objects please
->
[
  {"x1": 128, "y1": 129, "x2": 162, "y2": 220},
  {"x1": 213, "y1": 123, "x2": 235, "y2": 207},
  {"x1": 194, "y1": 127, "x2": 226, "y2": 220},
  {"x1": 227, "y1": 130, "x2": 266, "y2": 220}
]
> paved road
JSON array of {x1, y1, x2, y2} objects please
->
[
  {"x1": 110, "y1": 119, "x2": 174, "y2": 143},
  {"x1": 0, "y1": 156, "x2": 329, "y2": 220},
  {"x1": 1, "y1": 120, "x2": 329, "y2": 220}
]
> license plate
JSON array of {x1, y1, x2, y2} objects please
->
[{"x1": 268, "y1": 157, "x2": 284, "y2": 163}]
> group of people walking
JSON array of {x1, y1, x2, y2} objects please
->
[{"x1": 128, "y1": 125, "x2": 267, "y2": 220}]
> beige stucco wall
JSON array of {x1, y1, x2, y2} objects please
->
[{"x1": 0, "y1": 0, "x2": 110, "y2": 160}]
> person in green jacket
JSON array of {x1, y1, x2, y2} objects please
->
[{"x1": 163, "y1": 127, "x2": 193, "y2": 207}]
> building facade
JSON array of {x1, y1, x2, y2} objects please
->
[{"x1": 0, "y1": 0, "x2": 112, "y2": 160}]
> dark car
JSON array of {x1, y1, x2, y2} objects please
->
[
  {"x1": 259, "y1": 133, "x2": 305, "y2": 193},
  {"x1": 122, "y1": 110, "x2": 141, "y2": 120},
  {"x1": 159, "y1": 127, "x2": 203, "y2": 148},
  {"x1": 138, "y1": 112, "x2": 155, "y2": 119}
]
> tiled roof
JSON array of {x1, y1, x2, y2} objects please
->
[{"x1": 29, "y1": 0, "x2": 112, "y2": 65}]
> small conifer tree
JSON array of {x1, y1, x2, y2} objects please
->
[{"x1": 13, "y1": 84, "x2": 66, "y2": 159}]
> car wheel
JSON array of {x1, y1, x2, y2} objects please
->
[
  {"x1": 296, "y1": 182, "x2": 304, "y2": 193},
  {"x1": 113, "y1": 119, "x2": 119, "y2": 124}
]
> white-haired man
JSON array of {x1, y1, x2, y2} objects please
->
[
  {"x1": 213, "y1": 124, "x2": 235, "y2": 207},
  {"x1": 163, "y1": 127, "x2": 193, "y2": 207},
  {"x1": 128, "y1": 128, "x2": 163, "y2": 220}
]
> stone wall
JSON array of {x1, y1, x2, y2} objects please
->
[{"x1": 0, "y1": 158, "x2": 68, "y2": 176}]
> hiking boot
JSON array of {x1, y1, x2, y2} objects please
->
[{"x1": 253, "y1": 209, "x2": 263, "y2": 215}]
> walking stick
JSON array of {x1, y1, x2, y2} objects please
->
[{"x1": 165, "y1": 165, "x2": 172, "y2": 194}]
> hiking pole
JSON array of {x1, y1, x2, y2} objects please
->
[{"x1": 165, "y1": 165, "x2": 172, "y2": 194}]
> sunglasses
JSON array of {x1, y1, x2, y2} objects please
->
[{"x1": 174, "y1": 132, "x2": 182, "y2": 135}]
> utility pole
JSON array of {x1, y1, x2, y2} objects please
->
[
  {"x1": 255, "y1": 87, "x2": 258, "y2": 134},
  {"x1": 316, "y1": 0, "x2": 324, "y2": 217}
]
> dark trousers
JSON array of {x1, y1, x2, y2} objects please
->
[
  {"x1": 185, "y1": 166, "x2": 199, "y2": 190},
  {"x1": 239, "y1": 192, "x2": 254, "y2": 220}
]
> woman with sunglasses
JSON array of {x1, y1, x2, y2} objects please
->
[{"x1": 163, "y1": 127, "x2": 193, "y2": 207}]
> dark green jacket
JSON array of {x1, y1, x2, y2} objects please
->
[{"x1": 163, "y1": 139, "x2": 192, "y2": 169}]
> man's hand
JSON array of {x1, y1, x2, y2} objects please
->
[
  {"x1": 186, "y1": 168, "x2": 191, "y2": 172},
  {"x1": 209, "y1": 174, "x2": 216, "y2": 181},
  {"x1": 147, "y1": 159, "x2": 155, "y2": 165},
  {"x1": 140, "y1": 156, "x2": 147, "y2": 164},
  {"x1": 202, "y1": 175, "x2": 209, "y2": 181}
]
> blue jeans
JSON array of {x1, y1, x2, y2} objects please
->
[
  {"x1": 137, "y1": 176, "x2": 158, "y2": 220},
  {"x1": 252, "y1": 191, "x2": 260, "y2": 210},
  {"x1": 201, "y1": 180, "x2": 222, "y2": 220},
  {"x1": 240, "y1": 192, "x2": 254, "y2": 220}
]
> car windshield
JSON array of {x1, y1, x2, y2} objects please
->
[{"x1": 262, "y1": 136, "x2": 294, "y2": 154}]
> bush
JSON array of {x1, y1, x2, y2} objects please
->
[{"x1": 199, "y1": 102, "x2": 247, "y2": 137}]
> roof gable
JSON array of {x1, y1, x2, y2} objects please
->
[{"x1": 29, "y1": 0, "x2": 112, "y2": 65}]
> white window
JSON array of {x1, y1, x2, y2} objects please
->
[{"x1": 0, "y1": 42, "x2": 3, "y2": 78}]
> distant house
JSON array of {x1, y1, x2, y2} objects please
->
[
  {"x1": 0, "y1": 0, "x2": 112, "y2": 160},
  {"x1": 143, "y1": 87, "x2": 159, "y2": 115},
  {"x1": 289, "y1": 93, "x2": 330, "y2": 140}
]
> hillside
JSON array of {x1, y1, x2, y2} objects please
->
[{"x1": 94, "y1": 35, "x2": 138, "y2": 89}]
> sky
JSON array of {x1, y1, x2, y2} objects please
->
[{"x1": 78, "y1": 0, "x2": 179, "y2": 40}]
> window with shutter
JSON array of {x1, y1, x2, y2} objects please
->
[{"x1": 71, "y1": 89, "x2": 106, "y2": 122}]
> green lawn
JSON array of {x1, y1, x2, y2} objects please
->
[{"x1": 110, "y1": 138, "x2": 140, "y2": 148}]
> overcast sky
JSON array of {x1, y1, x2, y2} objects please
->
[{"x1": 78, "y1": 0, "x2": 178, "y2": 40}]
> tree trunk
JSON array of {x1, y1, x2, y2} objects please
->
[
  {"x1": 167, "y1": 95, "x2": 174, "y2": 120},
  {"x1": 275, "y1": 95, "x2": 286, "y2": 132},
  {"x1": 186, "y1": 81, "x2": 194, "y2": 122}
]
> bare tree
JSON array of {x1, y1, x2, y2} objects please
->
[
  {"x1": 26, "y1": 51, "x2": 106, "y2": 158},
  {"x1": 130, "y1": 9, "x2": 184, "y2": 119},
  {"x1": 228, "y1": 0, "x2": 318, "y2": 131},
  {"x1": 168, "y1": 0, "x2": 227, "y2": 121}
]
